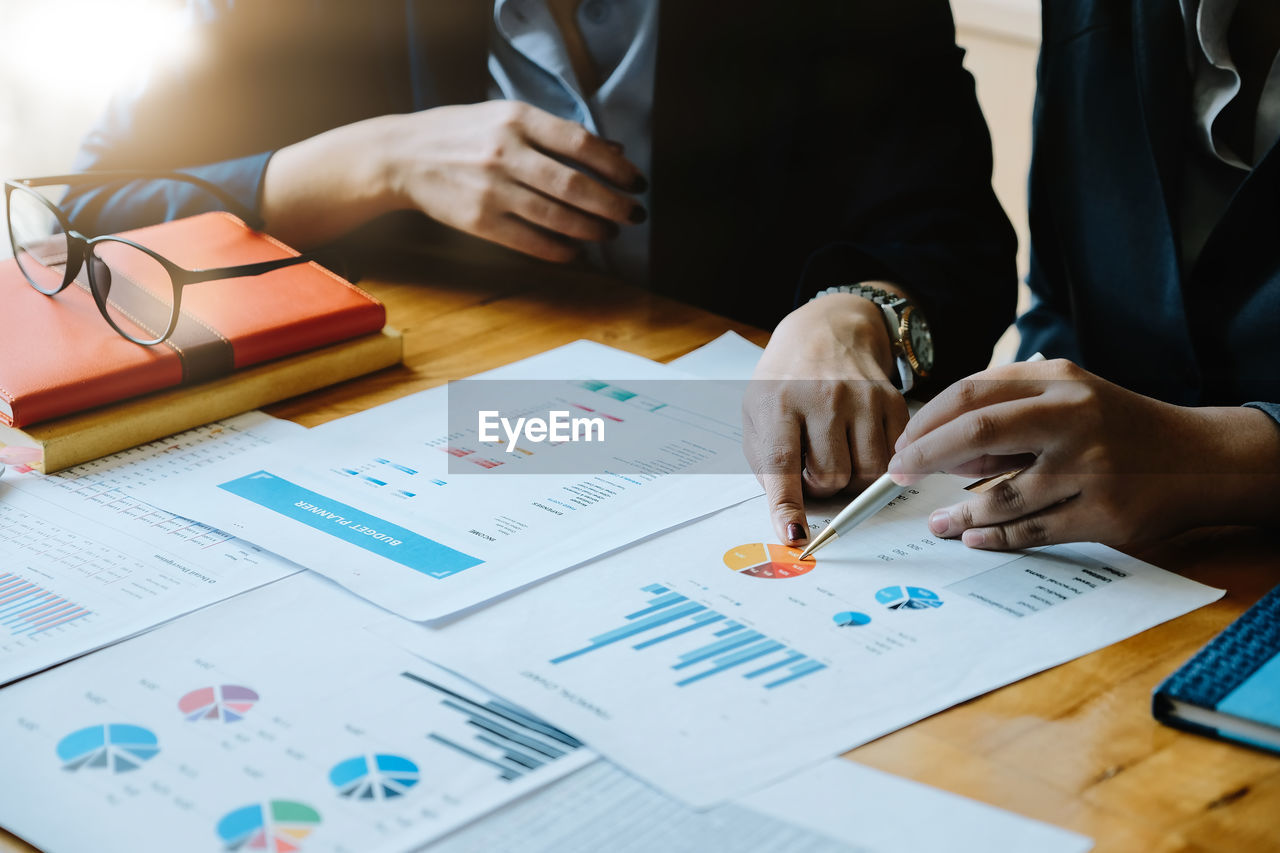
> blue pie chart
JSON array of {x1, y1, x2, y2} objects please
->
[
  {"x1": 833, "y1": 611, "x2": 872, "y2": 627},
  {"x1": 56, "y1": 724, "x2": 159, "y2": 773},
  {"x1": 330, "y1": 753, "x2": 421, "y2": 800},
  {"x1": 875, "y1": 585, "x2": 943, "y2": 610}
]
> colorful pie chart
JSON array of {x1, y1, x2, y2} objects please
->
[
  {"x1": 56, "y1": 724, "x2": 159, "y2": 774},
  {"x1": 178, "y1": 685, "x2": 260, "y2": 723},
  {"x1": 216, "y1": 800, "x2": 321, "y2": 852},
  {"x1": 723, "y1": 543, "x2": 816, "y2": 579}
]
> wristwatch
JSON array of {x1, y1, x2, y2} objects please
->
[{"x1": 812, "y1": 284, "x2": 934, "y2": 392}]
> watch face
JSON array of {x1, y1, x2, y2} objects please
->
[{"x1": 907, "y1": 315, "x2": 934, "y2": 374}]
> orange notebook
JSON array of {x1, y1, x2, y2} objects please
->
[{"x1": 0, "y1": 212, "x2": 387, "y2": 428}]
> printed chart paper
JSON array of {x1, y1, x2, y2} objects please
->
[
  {"x1": 423, "y1": 757, "x2": 1092, "y2": 853},
  {"x1": 0, "y1": 573, "x2": 592, "y2": 853},
  {"x1": 140, "y1": 342, "x2": 762, "y2": 621},
  {"x1": 418, "y1": 759, "x2": 858, "y2": 853},
  {"x1": 0, "y1": 413, "x2": 303, "y2": 685},
  {"x1": 395, "y1": 476, "x2": 1223, "y2": 806}
]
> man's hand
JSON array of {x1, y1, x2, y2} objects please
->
[
  {"x1": 887, "y1": 358, "x2": 1280, "y2": 548},
  {"x1": 263, "y1": 101, "x2": 647, "y2": 257},
  {"x1": 743, "y1": 292, "x2": 909, "y2": 547}
]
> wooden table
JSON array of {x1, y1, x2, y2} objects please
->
[{"x1": 3, "y1": 264, "x2": 1277, "y2": 852}]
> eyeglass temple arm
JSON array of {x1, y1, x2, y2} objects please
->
[
  {"x1": 13, "y1": 171, "x2": 265, "y2": 230},
  {"x1": 182, "y1": 252, "x2": 327, "y2": 284}
]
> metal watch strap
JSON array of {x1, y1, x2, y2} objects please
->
[{"x1": 811, "y1": 285, "x2": 916, "y2": 392}]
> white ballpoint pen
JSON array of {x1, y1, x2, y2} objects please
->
[{"x1": 797, "y1": 352, "x2": 1046, "y2": 560}]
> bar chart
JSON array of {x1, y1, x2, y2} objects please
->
[
  {"x1": 0, "y1": 571, "x2": 91, "y2": 638},
  {"x1": 400, "y1": 671, "x2": 583, "y2": 783},
  {"x1": 550, "y1": 584, "x2": 827, "y2": 690}
]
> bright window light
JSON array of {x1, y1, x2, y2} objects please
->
[{"x1": 4, "y1": 0, "x2": 196, "y2": 103}]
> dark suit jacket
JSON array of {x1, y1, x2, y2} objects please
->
[
  {"x1": 66, "y1": 0, "x2": 1016, "y2": 384},
  {"x1": 1021, "y1": 0, "x2": 1279, "y2": 419}
]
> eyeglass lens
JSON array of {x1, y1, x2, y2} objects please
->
[
  {"x1": 89, "y1": 240, "x2": 178, "y2": 345},
  {"x1": 8, "y1": 186, "x2": 71, "y2": 295},
  {"x1": 9, "y1": 185, "x2": 179, "y2": 345}
]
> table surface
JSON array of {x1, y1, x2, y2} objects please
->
[{"x1": 3, "y1": 261, "x2": 1277, "y2": 853}]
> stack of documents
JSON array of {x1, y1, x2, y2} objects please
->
[{"x1": 0, "y1": 333, "x2": 1223, "y2": 852}]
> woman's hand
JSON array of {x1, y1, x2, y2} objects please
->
[
  {"x1": 888, "y1": 358, "x2": 1280, "y2": 549},
  {"x1": 263, "y1": 101, "x2": 646, "y2": 258},
  {"x1": 743, "y1": 291, "x2": 909, "y2": 547}
]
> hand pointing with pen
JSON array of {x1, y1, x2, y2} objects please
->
[
  {"x1": 741, "y1": 289, "x2": 911, "y2": 548},
  {"x1": 886, "y1": 357, "x2": 1280, "y2": 550},
  {"x1": 748, "y1": 339, "x2": 1280, "y2": 553}
]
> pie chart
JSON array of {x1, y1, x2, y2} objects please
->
[
  {"x1": 833, "y1": 611, "x2": 872, "y2": 627},
  {"x1": 723, "y1": 543, "x2": 815, "y2": 579},
  {"x1": 56, "y1": 724, "x2": 159, "y2": 773},
  {"x1": 875, "y1": 585, "x2": 943, "y2": 610},
  {"x1": 179, "y1": 685, "x2": 260, "y2": 723},
  {"x1": 329, "y1": 753, "x2": 421, "y2": 800},
  {"x1": 216, "y1": 800, "x2": 321, "y2": 852}
]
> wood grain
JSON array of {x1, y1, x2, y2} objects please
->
[{"x1": 2, "y1": 265, "x2": 1275, "y2": 852}]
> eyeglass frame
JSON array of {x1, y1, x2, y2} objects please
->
[{"x1": 4, "y1": 170, "x2": 321, "y2": 346}]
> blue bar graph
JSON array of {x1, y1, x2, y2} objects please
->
[
  {"x1": 0, "y1": 572, "x2": 91, "y2": 638},
  {"x1": 550, "y1": 584, "x2": 826, "y2": 690}
]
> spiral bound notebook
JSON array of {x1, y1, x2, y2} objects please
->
[{"x1": 1153, "y1": 584, "x2": 1280, "y2": 755}]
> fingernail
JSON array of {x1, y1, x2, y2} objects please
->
[
  {"x1": 887, "y1": 456, "x2": 907, "y2": 483},
  {"x1": 628, "y1": 204, "x2": 648, "y2": 224},
  {"x1": 787, "y1": 522, "x2": 806, "y2": 542},
  {"x1": 962, "y1": 529, "x2": 987, "y2": 548},
  {"x1": 928, "y1": 510, "x2": 950, "y2": 535},
  {"x1": 629, "y1": 174, "x2": 649, "y2": 193}
]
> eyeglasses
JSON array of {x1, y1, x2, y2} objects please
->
[{"x1": 5, "y1": 171, "x2": 319, "y2": 346}]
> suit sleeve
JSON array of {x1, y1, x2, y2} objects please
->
[
  {"x1": 62, "y1": 0, "x2": 410, "y2": 236},
  {"x1": 790, "y1": 2, "x2": 1018, "y2": 389}
]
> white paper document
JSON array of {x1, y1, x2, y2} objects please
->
[
  {"x1": 425, "y1": 757, "x2": 1091, "y2": 853},
  {"x1": 421, "y1": 759, "x2": 857, "y2": 853},
  {"x1": 0, "y1": 572, "x2": 594, "y2": 853},
  {"x1": 139, "y1": 342, "x2": 763, "y2": 621},
  {"x1": 665, "y1": 331, "x2": 764, "y2": 379},
  {"x1": 394, "y1": 475, "x2": 1223, "y2": 806},
  {"x1": 733, "y1": 759, "x2": 1092, "y2": 853},
  {"x1": 0, "y1": 567, "x2": 1091, "y2": 853},
  {"x1": 0, "y1": 413, "x2": 303, "y2": 686}
]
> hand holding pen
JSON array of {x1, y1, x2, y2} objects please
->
[{"x1": 800, "y1": 353, "x2": 1045, "y2": 560}]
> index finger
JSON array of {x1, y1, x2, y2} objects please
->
[
  {"x1": 518, "y1": 109, "x2": 644, "y2": 192},
  {"x1": 895, "y1": 368, "x2": 1049, "y2": 451},
  {"x1": 889, "y1": 397, "x2": 1050, "y2": 485},
  {"x1": 743, "y1": 411, "x2": 810, "y2": 546}
]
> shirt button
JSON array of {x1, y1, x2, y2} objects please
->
[{"x1": 582, "y1": 0, "x2": 610, "y2": 25}]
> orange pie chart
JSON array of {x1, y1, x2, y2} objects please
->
[{"x1": 723, "y1": 543, "x2": 816, "y2": 579}]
